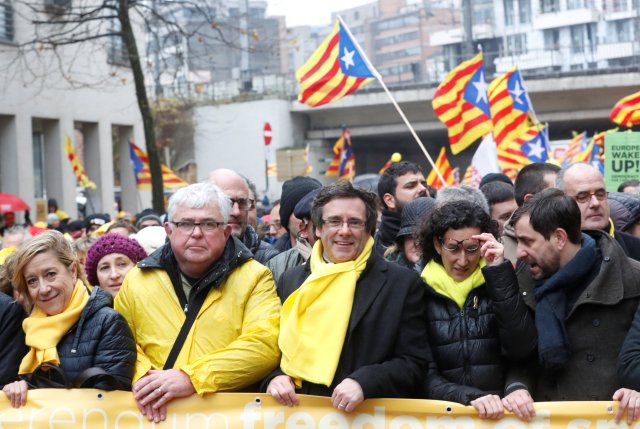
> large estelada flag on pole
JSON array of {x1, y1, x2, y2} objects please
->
[
  {"x1": 325, "y1": 130, "x2": 356, "y2": 180},
  {"x1": 488, "y1": 67, "x2": 531, "y2": 147},
  {"x1": 129, "y1": 142, "x2": 188, "y2": 190},
  {"x1": 432, "y1": 53, "x2": 492, "y2": 155},
  {"x1": 64, "y1": 136, "x2": 96, "y2": 189},
  {"x1": 610, "y1": 90, "x2": 640, "y2": 128},
  {"x1": 296, "y1": 18, "x2": 377, "y2": 107},
  {"x1": 426, "y1": 147, "x2": 454, "y2": 189}
]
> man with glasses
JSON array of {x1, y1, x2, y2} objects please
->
[
  {"x1": 208, "y1": 168, "x2": 279, "y2": 264},
  {"x1": 557, "y1": 162, "x2": 640, "y2": 261},
  {"x1": 263, "y1": 181, "x2": 428, "y2": 412},
  {"x1": 511, "y1": 189, "x2": 640, "y2": 422},
  {"x1": 115, "y1": 182, "x2": 281, "y2": 423}
]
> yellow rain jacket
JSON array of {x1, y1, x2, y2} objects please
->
[{"x1": 115, "y1": 239, "x2": 281, "y2": 395}]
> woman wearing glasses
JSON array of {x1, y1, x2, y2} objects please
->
[{"x1": 418, "y1": 200, "x2": 536, "y2": 421}]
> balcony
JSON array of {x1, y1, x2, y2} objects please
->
[
  {"x1": 494, "y1": 50, "x2": 562, "y2": 73},
  {"x1": 534, "y1": 7, "x2": 599, "y2": 30},
  {"x1": 429, "y1": 24, "x2": 495, "y2": 47},
  {"x1": 596, "y1": 41, "x2": 635, "y2": 60}
]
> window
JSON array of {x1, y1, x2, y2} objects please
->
[
  {"x1": 544, "y1": 29, "x2": 560, "y2": 49},
  {"x1": 540, "y1": 0, "x2": 559, "y2": 13},
  {"x1": 0, "y1": 1, "x2": 13, "y2": 42},
  {"x1": 374, "y1": 31, "x2": 419, "y2": 49},
  {"x1": 519, "y1": 0, "x2": 532, "y2": 23},
  {"x1": 108, "y1": 15, "x2": 129, "y2": 66},
  {"x1": 374, "y1": 15, "x2": 419, "y2": 32},
  {"x1": 506, "y1": 33, "x2": 527, "y2": 55},
  {"x1": 567, "y1": 0, "x2": 586, "y2": 9},
  {"x1": 473, "y1": 0, "x2": 494, "y2": 25},
  {"x1": 607, "y1": 19, "x2": 632, "y2": 43},
  {"x1": 504, "y1": 0, "x2": 515, "y2": 26},
  {"x1": 570, "y1": 25, "x2": 585, "y2": 54},
  {"x1": 32, "y1": 133, "x2": 45, "y2": 199},
  {"x1": 605, "y1": 0, "x2": 629, "y2": 12}
]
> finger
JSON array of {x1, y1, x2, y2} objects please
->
[
  {"x1": 502, "y1": 397, "x2": 513, "y2": 412},
  {"x1": 630, "y1": 397, "x2": 640, "y2": 424},
  {"x1": 140, "y1": 386, "x2": 165, "y2": 406},
  {"x1": 472, "y1": 400, "x2": 486, "y2": 418},
  {"x1": 345, "y1": 399, "x2": 361, "y2": 413},
  {"x1": 616, "y1": 393, "x2": 629, "y2": 423},
  {"x1": 284, "y1": 389, "x2": 299, "y2": 406},
  {"x1": 152, "y1": 391, "x2": 172, "y2": 410}
]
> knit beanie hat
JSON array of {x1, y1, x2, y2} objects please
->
[
  {"x1": 85, "y1": 233, "x2": 148, "y2": 286},
  {"x1": 279, "y1": 176, "x2": 322, "y2": 230},
  {"x1": 397, "y1": 197, "x2": 436, "y2": 239}
]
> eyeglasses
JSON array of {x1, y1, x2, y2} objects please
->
[
  {"x1": 439, "y1": 237, "x2": 481, "y2": 253},
  {"x1": 321, "y1": 218, "x2": 366, "y2": 230},
  {"x1": 171, "y1": 220, "x2": 225, "y2": 233},
  {"x1": 571, "y1": 189, "x2": 608, "y2": 204},
  {"x1": 269, "y1": 220, "x2": 282, "y2": 229},
  {"x1": 229, "y1": 198, "x2": 255, "y2": 211}
]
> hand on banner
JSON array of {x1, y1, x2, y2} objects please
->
[
  {"x1": 267, "y1": 375, "x2": 299, "y2": 407},
  {"x1": 613, "y1": 388, "x2": 640, "y2": 423},
  {"x1": 502, "y1": 389, "x2": 536, "y2": 421},
  {"x1": 133, "y1": 369, "x2": 195, "y2": 422},
  {"x1": 471, "y1": 394, "x2": 504, "y2": 419},
  {"x1": 2, "y1": 380, "x2": 28, "y2": 408},
  {"x1": 331, "y1": 378, "x2": 364, "y2": 412}
]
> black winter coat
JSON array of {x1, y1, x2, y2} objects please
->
[
  {"x1": 262, "y1": 251, "x2": 429, "y2": 399},
  {"x1": 423, "y1": 260, "x2": 536, "y2": 405},
  {"x1": 21, "y1": 287, "x2": 136, "y2": 390},
  {"x1": 0, "y1": 293, "x2": 27, "y2": 388}
]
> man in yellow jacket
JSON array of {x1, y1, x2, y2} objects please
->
[{"x1": 115, "y1": 182, "x2": 281, "y2": 423}]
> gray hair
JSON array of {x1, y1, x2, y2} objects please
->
[
  {"x1": 2, "y1": 226, "x2": 31, "y2": 245},
  {"x1": 167, "y1": 182, "x2": 231, "y2": 224},
  {"x1": 435, "y1": 184, "x2": 490, "y2": 215}
]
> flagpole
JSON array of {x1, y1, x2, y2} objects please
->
[{"x1": 337, "y1": 16, "x2": 447, "y2": 186}]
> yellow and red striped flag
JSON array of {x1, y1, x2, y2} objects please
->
[
  {"x1": 561, "y1": 131, "x2": 588, "y2": 167},
  {"x1": 129, "y1": 142, "x2": 188, "y2": 190},
  {"x1": 610, "y1": 90, "x2": 640, "y2": 128},
  {"x1": 432, "y1": 53, "x2": 492, "y2": 155},
  {"x1": 64, "y1": 136, "x2": 96, "y2": 189},
  {"x1": 325, "y1": 130, "x2": 355, "y2": 180},
  {"x1": 488, "y1": 67, "x2": 531, "y2": 147},
  {"x1": 426, "y1": 147, "x2": 454, "y2": 190},
  {"x1": 296, "y1": 18, "x2": 377, "y2": 107}
]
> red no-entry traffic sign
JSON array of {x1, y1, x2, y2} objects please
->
[{"x1": 263, "y1": 122, "x2": 272, "y2": 146}]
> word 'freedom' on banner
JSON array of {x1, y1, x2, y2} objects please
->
[{"x1": 0, "y1": 390, "x2": 633, "y2": 429}]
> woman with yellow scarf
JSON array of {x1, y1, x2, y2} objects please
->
[
  {"x1": 2, "y1": 231, "x2": 136, "y2": 408},
  {"x1": 418, "y1": 200, "x2": 536, "y2": 421}
]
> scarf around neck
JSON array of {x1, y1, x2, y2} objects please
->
[
  {"x1": 279, "y1": 237, "x2": 374, "y2": 387},
  {"x1": 421, "y1": 259, "x2": 486, "y2": 308},
  {"x1": 20, "y1": 280, "x2": 90, "y2": 374},
  {"x1": 534, "y1": 233, "x2": 599, "y2": 370}
]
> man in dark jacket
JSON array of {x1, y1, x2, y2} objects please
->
[
  {"x1": 208, "y1": 168, "x2": 278, "y2": 264},
  {"x1": 0, "y1": 292, "x2": 27, "y2": 388},
  {"x1": 557, "y1": 162, "x2": 640, "y2": 261},
  {"x1": 511, "y1": 189, "x2": 640, "y2": 423},
  {"x1": 375, "y1": 161, "x2": 427, "y2": 253},
  {"x1": 264, "y1": 181, "x2": 428, "y2": 412}
]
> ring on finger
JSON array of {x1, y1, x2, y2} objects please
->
[
  {"x1": 156, "y1": 387, "x2": 163, "y2": 395},
  {"x1": 339, "y1": 403, "x2": 346, "y2": 408}
]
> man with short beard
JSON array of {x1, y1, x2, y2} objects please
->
[{"x1": 511, "y1": 189, "x2": 640, "y2": 422}]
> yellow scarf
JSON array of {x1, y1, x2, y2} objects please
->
[
  {"x1": 421, "y1": 259, "x2": 486, "y2": 309},
  {"x1": 19, "y1": 280, "x2": 90, "y2": 374},
  {"x1": 279, "y1": 237, "x2": 374, "y2": 387}
]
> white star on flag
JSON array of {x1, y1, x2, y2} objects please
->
[
  {"x1": 526, "y1": 138, "x2": 545, "y2": 159},
  {"x1": 340, "y1": 48, "x2": 355, "y2": 70},
  {"x1": 473, "y1": 71, "x2": 489, "y2": 104},
  {"x1": 510, "y1": 80, "x2": 525, "y2": 105}
]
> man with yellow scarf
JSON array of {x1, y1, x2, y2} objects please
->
[{"x1": 263, "y1": 181, "x2": 428, "y2": 412}]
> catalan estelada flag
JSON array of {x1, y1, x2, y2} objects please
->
[
  {"x1": 64, "y1": 136, "x2": 96, "y2": 189},
  {"x1": 498, "y1": 126, "x2": 549, "y2": 179},
  {"x1": 426, "y1": 147, "x2": 454, "y2": 189},
  {"x1": 296, "y1": 18, "x2": 377, "y2": 107},
  {"x1": 432, "y1": 53, "x2": 492, "y2": 155},
  {"x1": 488, "y1": 67, "x2": 531, "y2": 147},
  {"x1": 129, "y1": 142, "x2": 188, "y2": 190},
  {"x1": 610, "y1": 90, "x2": 640, "y2": 128},
  {"x1": 325, "y1": 130, "x2": 355, "y2": 180}
]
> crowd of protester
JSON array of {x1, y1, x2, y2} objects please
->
[{"x1": 1, "y1": 163, "x2": 640, "y2": 423}]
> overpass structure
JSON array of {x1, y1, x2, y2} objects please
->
[{"x1": 292, "y1": 71, "x2": 640, "y2": 175}]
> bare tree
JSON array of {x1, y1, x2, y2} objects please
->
[{"x1": 5, "y1": 0, "x2": 248, "y2": 213}]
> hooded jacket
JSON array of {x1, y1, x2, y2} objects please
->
[
  {"x1": 115, "y1": 236, "x2": 281, "y2": 394},
  {"x1": 26, "y1": 287, "x2": 136, "y2": 390}
]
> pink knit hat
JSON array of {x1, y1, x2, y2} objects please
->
[{"x1": 85, "y1": 233, "x2": 147, "y2": 286}]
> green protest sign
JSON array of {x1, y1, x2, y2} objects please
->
[{"x1": 604, "y1": 132, "x2": 640, "y2": 191}]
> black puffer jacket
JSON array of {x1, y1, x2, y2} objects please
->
[
  {"x1": 0, "y1": 293, "x2": 27, "y2": 388},
  {"x1": 423, "y1": 261, "x2": 536, "y2": 404},
  {"x1": 22, "y1": 287, "x2": 136, "y2": 390},
  {"x1": 243, "y1": 225, "x2": 279, "y2": 264}
]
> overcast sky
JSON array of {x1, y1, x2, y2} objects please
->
[{"x1": 266, "y1": 0, "x2": 374, "y2": 27}]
